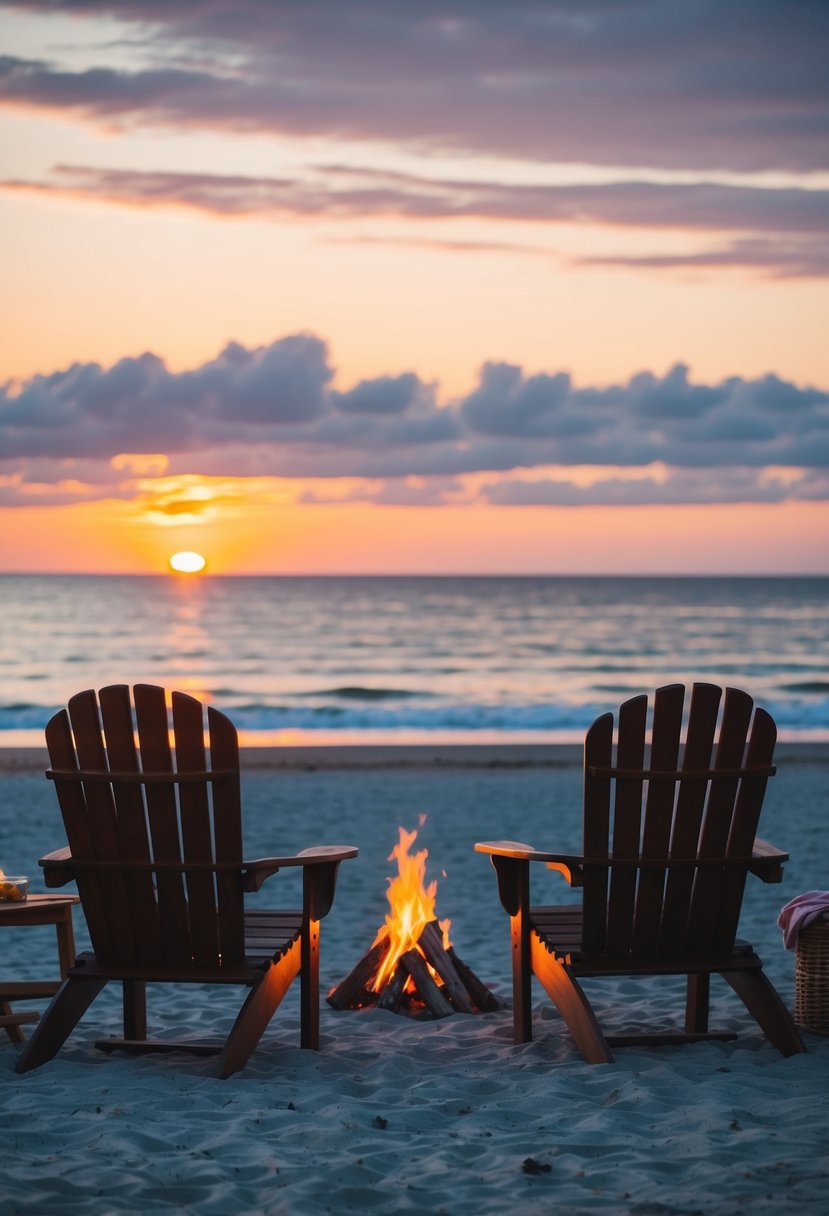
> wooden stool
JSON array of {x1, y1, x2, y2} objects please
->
[{"x1": 0, "y1": 894, "x2": 79, "y2": 1043}]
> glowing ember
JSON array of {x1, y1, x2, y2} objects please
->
[{"x1": 370, "y1": 825, "x2": 451, "y2": 993}]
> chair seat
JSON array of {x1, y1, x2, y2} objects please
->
[
  {"x1": 65, "y1": 909, "x2": 303, "y2": 983},
  {"x1": 531, "y1": 905, "x2": 762, "y2": 976},
  {"x1": 243, "y1": 908, "x2": 303, "y2": 956}
]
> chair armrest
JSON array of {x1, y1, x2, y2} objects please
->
[
  {"x1": 749, "y1": 837, "x2": 789, "y2": 883},
  {"x1": 475, "y1": 840, "x2": 584, "y2": 886},
  {"x1": 37, "y1": 847, "x2": 77, "y2": 888},
  {"x1": 476, "y1": 841, "x2": 585, "y2": 915},
  {"x1": 242, "y1": 845, "x2": 358, "y2": 894},
  {"x1": 37, "y1": 843, "x2": 359, "y2": 912}
]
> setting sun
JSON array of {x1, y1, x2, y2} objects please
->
[{"x1": 169, "y1": 551, "x2": 207, "y2": 574}]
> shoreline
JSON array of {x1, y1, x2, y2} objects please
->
[{"x1": 1, "y1": 739, "x2": 827, "y2": 773}]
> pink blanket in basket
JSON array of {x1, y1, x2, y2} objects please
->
[{"x1": 778, "y1": 891, "x2": 829, "y2": 950}]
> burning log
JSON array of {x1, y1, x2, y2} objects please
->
[
  {"x1": 327, "y1": 825, "x2": 501, "y2": 1019},
  {"x1": 326, "y1": 939, "x2": 390, "y2": 1011},
  {"x1": 446, "y1": 946, "x2": 501, "y2": 1013},
  {"x1": 399, "y1": 948, "x2": 454, "y2": 1019},
  {"x1": 418, "y1": 921, "x2": 474, "y2": 1014},
  {"x1": 375, "y1": 968, "x2": 407, "y2": 1013}
]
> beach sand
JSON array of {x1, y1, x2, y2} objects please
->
[{"x1": 1, "y1": 745, "x2": 827, "y2": 1214}]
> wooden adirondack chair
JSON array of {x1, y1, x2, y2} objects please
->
[
  {"x1": 15, "y1": 685, "x2": 358, "y2": 1078},
  {"x1": 476, "y1": 684, "x2": 806, "y2": 1063}
]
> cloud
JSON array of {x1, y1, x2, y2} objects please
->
[
  {"x1": 457, "y1": 361, "x2": 829, "y2": 465},
  {"x1": 6, "y1": 164, "x2": 827, "y2": 278},
  {"x1": 335, "y1": 374, "x2": 431, "y2": 417},
  {"x1": 2, "y1": 335, "x2": 829, "y2": 508},
  {"x1": 332, "y1": 232, "x2": 829, "y2": 281},
  {"x1": 329, "y1": 236, "x2": 556, "y2": 259},
  {"x1": 5, "y1": 163, "x2": 828, "y2": 232},
  {"x1": 300, "y1": 476, "x2": 465, "y2": 508},
  {"x1": 461, "y1": 364, "x2": 576, "y2": 439},
  {"x1": 1, "y1": 2, "x2": 828, "y2": 172},
  {"x1": 578, "y1": 237, "x2": 829, "y2": 280},
  {"x1": 482, "y1": 467, "x2": 829, "y2": 507},
  {"x1": 7, "y1": 161, "x2": 828, "y2": 281},
  {"x1": 0, "y1": 335, "x2": 337, "y2": 460},
  {"x1": 135, "y1": 479, "x2": 249, "y2": 521}
]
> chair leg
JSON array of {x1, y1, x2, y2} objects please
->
[
  {"x1": 300, "y1": 919, "x2": 320, "y2": 1051},
  {"x1": 511, "y1": 912, "x2": 533, "y2": 1044},
  {"x1": 1, "y1": 999, "x2": 29, "y2": 1044},
  {"x1": 123, "y1": 980, "x2": 147, "y2": 1040},
  {"x1": 15, "y1": 976, "x2": 108, "y2": 1073},
  {"x1": 530, "y1": 933, "x2": 613, "y2": 1064},
  {"x1": 720, "y1": 968, "x2": 807, "y2": 1057},
  {"x1": 218, "y1": 939, "x2": 301, "y2": 1079},
  {"x1": 685, "y1": 972, "x2": 710, "y2": 1034}
]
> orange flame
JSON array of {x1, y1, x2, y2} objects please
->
[{"x1": 370, "y1": 826, "x2": 451, "y2": 992}]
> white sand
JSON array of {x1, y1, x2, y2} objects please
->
[{"x1": 1, "y1": 746, "x2": 828, "y2": 1214}]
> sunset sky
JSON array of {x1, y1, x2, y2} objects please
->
[{"x1": 1, "y1": 0, "x2": 827, "y2": 574}]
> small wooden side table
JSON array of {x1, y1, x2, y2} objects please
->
[{"x1": 0, "y1": 893, "x2": 79, "y2": 1043}]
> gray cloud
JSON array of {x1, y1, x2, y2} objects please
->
[
  {"x1": 335, "y1": 374, "x2": 430, "y2": 417},
  {"x1": 483, "y1": 468, "x2": 829, "y2": 507},
  {"x1": 1, "y1": 2, "x2": 828, "y2": 172},
  {"x1": 579, "y1": 237, "x2": 829, "y2": 280},
  {"x1": 0, "y1": 335, "x2": 338, "y2": 461},
  {"x1": 462, "y1": 365, "x2": 579, "y2": 439},
  {"x1": 6, "y1": 163, "x2": 828, "y2": 232},
  {"x1": 331, "y1": 232, "x2": 829, "y2": 281},
  {"x1": 6, "y1": 163, "x2": 827, "y2": 279},
  {"x1": 2, "y1": 336, "x2": 829, "y2": 506}
]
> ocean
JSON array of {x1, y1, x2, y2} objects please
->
[{"x1": 0, "y1": 574, "x2": 826, "y2": 745}]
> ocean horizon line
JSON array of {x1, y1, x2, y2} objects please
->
[{"x1": 1, "y1": 571, "x2": 828, "y2": 580}]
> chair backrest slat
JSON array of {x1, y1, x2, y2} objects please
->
[
  {"x1": 685, "y1": 687, "x2": 753, "y2": 951},
  {"x1": 605, "y1": 694, "x2": 647, "y2": 955},
  {"x1": 207, "y1": 704, "x2": 245, "y2": 965},
  {"x1": 715, "y1": 707, "x2": 777, "y2": 951},
  {"x1": 98, "y1": 684, "x2": 163, "y2": 965},
  {"x1": 46, "y1": 708, "x2": 115, "y2": 960},
  {"x1": 67, "y1": 690, "x2": 137, "y2": 964},
  {"x1": 632, "y1": 683, "x2": 685, "y2": 954},
  {"x1": 581, "y1": 684, "x2": 776, "y2": 963},
  {"x1": 171, "y1": 691, "x2": 222, "y2": 968},
  {"x1": 659, "y1": 683, "x2": 721, "y2": 953},
  {"x1": 581, "y1": 712, "x2": 613, "y2": 954},
  {"x1": 132, "y1": 684, "x2": 192, "y2": 967}
]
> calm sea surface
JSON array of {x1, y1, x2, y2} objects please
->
[{"x1": 0, "y1": 575, "x2": 826, "y2": 744}]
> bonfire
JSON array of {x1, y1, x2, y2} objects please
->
[{"x1": 327, "y1": 823, "x2": 499, "y2": 1018}]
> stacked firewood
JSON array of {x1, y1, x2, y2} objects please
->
[{"x1": 327, "y1": 919, "x2": 500, "y2": 1019}]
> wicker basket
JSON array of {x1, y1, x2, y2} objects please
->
[{"x1": 794, "y1": 914, "x2": 829, "y2": 1035}]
